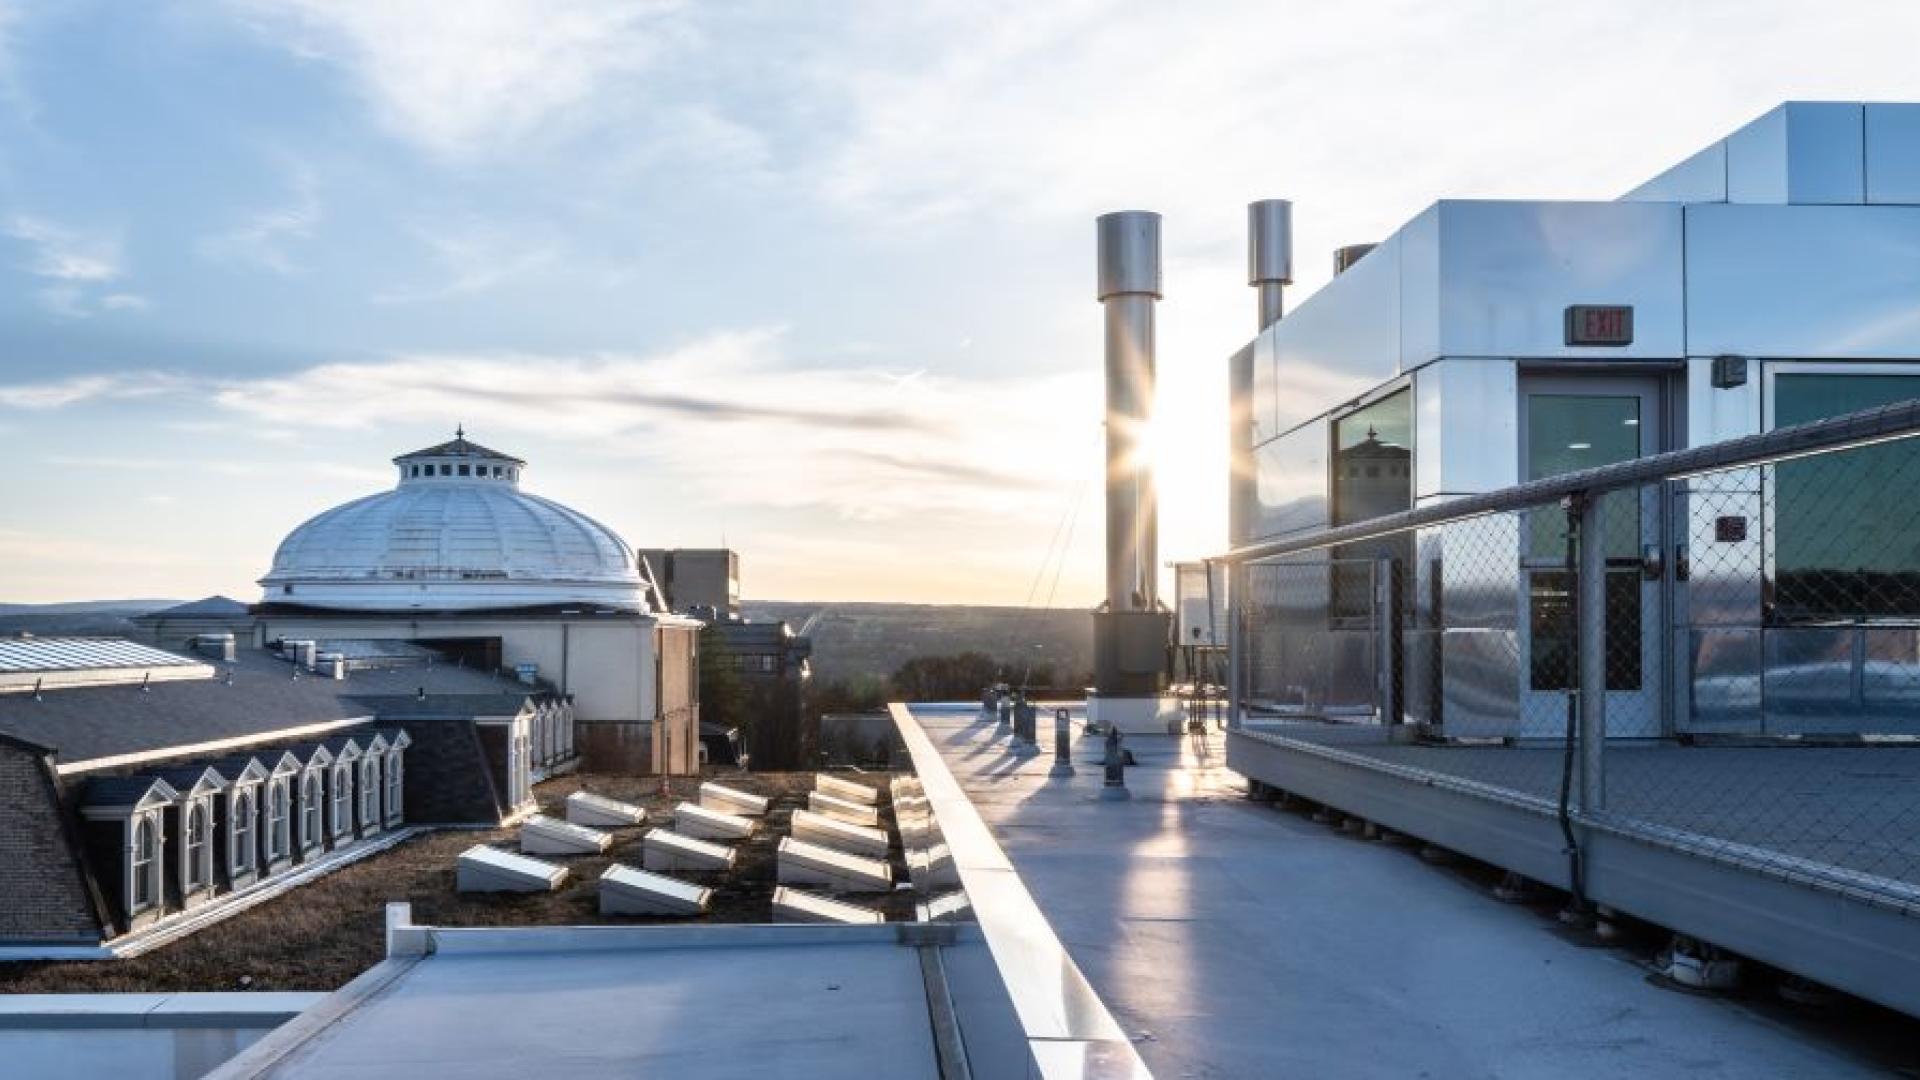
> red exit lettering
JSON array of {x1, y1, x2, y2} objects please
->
[{"x1": 1565, "y1": 305, "x2": 1633, "y2": 347}]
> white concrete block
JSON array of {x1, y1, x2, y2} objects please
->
[
  {"x1": 908, "y1": 843, "x2": 961, "y2": 893},
  {"x1": 698, "y1": 781, "x2": 768, "y2": 817},
  {"x1": 457, "y1": 845, "x2": 568, "y2": 893},
  {"x1": 889, "y1": 776, "x2": 924, "y2": 800},
  {"x1": 771, "y1": 886, "x2": 885, "y2": 925},
  {"x1": 777, "y1": 838, "x2": 892, "y2": 893},
  {"x1": 893, "y1": 795, "x2": 931, "y2": 819},
  {"x1": 599, "y1": 864, "x2": 712, "y2": 916},
  {"x1": 566, "y1": 791, "x2": 648, "y2": 829},
  {"x1": 520, "y1": 815, "x2": 614, "y2": 856},
  {"x1": 673, "y1": 801, "x2": 757, "y2": 841},
  {"x1": 790, "y1": 809, "x2": 890, "y2": 859},
  {"x1": 816, "y1": 773, "x2": 881, "y2": 805},
  {"x1": 642, "y1": 828, "x2": 736, "y2": 873},
  {"x1": 808, "y1": 791, "x2": 880, "y2": 828},
  {"x1": 916, "y1": 890, "x2": 972, "y2": 923}
]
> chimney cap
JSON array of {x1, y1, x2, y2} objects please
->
[
  {"x1": 1096, "y1": 211, "x2": 1162, "y2": 301},
  {"x1": 1247, "y1": 199, "x2": 1294, "y2": 286}
]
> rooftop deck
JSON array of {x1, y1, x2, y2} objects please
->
[{"x1": 897, "y1": 703, "x2": 1909, "y2": 1079}]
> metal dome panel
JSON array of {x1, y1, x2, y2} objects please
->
[{"x1": 259, "y1": 437, "x2": 645, "y2": 612}]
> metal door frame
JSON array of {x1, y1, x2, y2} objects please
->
[{"x1": 1517, "y1": 372, "x2": 1670, "y2": 738}]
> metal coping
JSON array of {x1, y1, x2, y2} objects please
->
[
  {"x1": 888, "y1": 703, "x2": 1152, "y2": 1078},
  {"x1": 1226, "y1": 397, "x2": 1920, "y2": 563}
]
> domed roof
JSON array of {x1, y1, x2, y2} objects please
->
[{"x1": 259, "y1": 432, "x2": 648, "y2": 612}]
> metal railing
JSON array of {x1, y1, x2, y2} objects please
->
[{"x1": 1223, "y1": 398, "x2": 1920, "y2": 912}]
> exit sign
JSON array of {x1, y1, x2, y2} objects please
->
[{"x1": 1565, "y1": 305, "x2": 1633, "y2": 346}]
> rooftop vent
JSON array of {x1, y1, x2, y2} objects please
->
[{"x1": 1333, "y1": 243, "x2": 1377, "y2": 276}]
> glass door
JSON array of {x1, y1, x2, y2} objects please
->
[{"x1": 1518, "y1": 376, "x2": 1665, "y2": 738}]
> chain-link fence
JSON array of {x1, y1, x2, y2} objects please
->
[{"x1": 1232, "y1": 400, "x2": 1920, "y2": 913}]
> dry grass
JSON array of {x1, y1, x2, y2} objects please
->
[{"x1": 0, "y1": 769, "x2": 908, "y2": 993}]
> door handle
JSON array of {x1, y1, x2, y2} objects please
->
[{"x1": 1640, "y1": 543, "x2": 1664, "y2": 581}]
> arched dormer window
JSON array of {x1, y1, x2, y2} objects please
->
[
  {"x1": 185, "y1": 804, "x2": 207, "y2": 889},
  {"x1": 269, "y1": 782, "x2": 290, "y2": 861},
  {"x1": 303, "y1": 773, "x2": 322, "y2": 847},
  {"x1": 332, "y1": 766, "x2": 351, "y2": 836},
  {"x1": 360, "y1": 757, "x2": 380, "y2": 828},
  {"x1": 131, "y1": 816, "x2": 157, "y2": 911},
  {"x1": 231, "y1": 790, "x2": 255, "y2": 874}
]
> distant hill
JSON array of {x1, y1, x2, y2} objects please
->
[
  {"x1": 742, "y1": 601, "x2": 1092, "y2": 685},
  {"x1": 0, "y1": 598, "x2": 181, "y2": 639}
]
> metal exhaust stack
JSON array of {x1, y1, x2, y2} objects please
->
[
  {"x1": 1247, "y1": 199, "x2": 1293, "y2": 331},
  {"x1": 1090, "y1": 211, "x2": 1179, "y2": 733},
  {"x1": 1229, "y1": 199, "x2": 1294, "y2": 732}
]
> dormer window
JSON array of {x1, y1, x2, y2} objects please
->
[
  {"x1": 302, "y1": 772, "x2": 322, "y2": 848},
  {"x1": 269, "y1": 782, "x2": 290, "y2": 861},
  {"x1": 332, "y1": 765, "x2": 352, "y2": 837},
  {"x1": 231, "y1": 789, "x2": 255, "y2": 874},
  {"x1": 131, "y1": 817, "x2": 157, "y2": 912},
  {"x1": 185, "y1": 804, "x2": 207, "y2": 889}
]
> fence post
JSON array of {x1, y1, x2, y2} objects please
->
[{"x1": 1577, "y1": 493, "x2": 1608, "y2": 814}]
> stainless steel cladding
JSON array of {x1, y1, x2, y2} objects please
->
[
  {"x1": 1096, "y1": 211, "x2": 1162, "y2": 301},
  {"x1": 1247, "y1": 199, "x2": 1293, "y2": 331},
  {"x1": 1332, "y1": 243, "x2": 1376, "y2": 276},
  {"x1": 1096, "y1": 210, "x2": 1162, "y2": 612}
]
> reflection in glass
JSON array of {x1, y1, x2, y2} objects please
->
[
  {"x1": 1773, "y1": 373, "x2": 1920, "y2": 622},
  {"x1": 1332, "y1": 392, "x2": 1412, "y2": 622}
]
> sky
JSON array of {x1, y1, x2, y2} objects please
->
[{"x1": 2, "y1": 0, "x2": 1918, "y2": 606}]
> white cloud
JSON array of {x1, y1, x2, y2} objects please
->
[
  {"x1": 4, "y1": 214, "x2": 121, "y2": 282},
  {"x1": 230, "y1": 0, "x2": 690, "y2": 157},
  {"x1": 0, "y1": 372, "x2": 188, "y2": 409},
  {"x1": 200, "y1": 163, "x2": 321, "y2": 274},
  {"x1": 99, "y1": 292, "x2": 151, "y2": 312},
  {"x1": 372, "y1": 222, "x2": 558, "y2": 305},
  {"x1": 208, "y1": 329, "x2": 1098, "y2": 520}
]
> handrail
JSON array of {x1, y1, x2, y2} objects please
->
[{"x1": 1225, "y1": 397, "x2": 1920, "y2": 564}]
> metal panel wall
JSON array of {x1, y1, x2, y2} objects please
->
[
  {"x1": 1413, "y1": 358, "x2": 1519, "y2": 501},
  {"x1": 1433, "y1": 201, "x2": 1685, "y2": 360},
  {"x1": 1685, "y1": 204, "x2": 1920, "y2": 358},
  {"x1": 1865, "y1": 104, "x2": 1920, "y2": 204},
  {"x1": 1266, "y1": 234, "x2": 1404, "y2": 435},
  {"x1": 1249, "y1": 420, "x2": 1330, "y2": 541}
]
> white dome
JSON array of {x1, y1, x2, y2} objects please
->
[{"x1": 259, "y1": 433, "x2": 647, "y2": 612}]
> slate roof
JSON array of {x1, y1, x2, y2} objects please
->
[
  {"x1": 0, "y1": 647, "x2": 540, "y2": 768},
  {"x1": 392, "y1": 435, "x2": 525, "y2": 466},
  {"x1": 82, "y1": 775, "x2": 179, "y2": 809},
  {"x1": 140, "y1": 596, "x2": 251, "y2": 618}
]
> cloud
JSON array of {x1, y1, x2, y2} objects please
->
[
  {"x1": 203, "y1": 329, "x2": 1098, "y2": 519},
  {"x1": 200, "y1": 163, "x2": 321, "y2": 274},
  {"x1": 4, "y1": 214, "x2": 121, "y2": 282},
  {"x1": 0, "y1": 330, "x2": 1097, "y2": 519},
  {"x1": 0, "y1": 372, "x2": 187, "y2": 409},
  {"x1": 230, "y1": 0, "x2": 690, "y2": 157},
  {"x1": 371, "y1": 222, "x2": 559, "y2": 305}
]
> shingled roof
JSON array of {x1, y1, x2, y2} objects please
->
[
  {"x1": 391, "y1": 433, "x2": 525, "y2": 466},
  {"x1": 0, "y1": 647, "x2": 543, "y2": 769}
]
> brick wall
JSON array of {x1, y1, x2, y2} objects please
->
[{"x1": 0, "y1": 742, "x2": 103, "y2": 943}]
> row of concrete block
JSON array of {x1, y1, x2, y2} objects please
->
[{"x1": 890, "y1": 775, "x2": 969, "y2": 923}]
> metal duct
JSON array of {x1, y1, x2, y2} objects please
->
[
  {"x1": 1246, "y1": 199, "x2": 1293, "y2": 331},
  {"x1": 1095, "y1": 211, "x2": 1162, "y2": 614},
  {"x1": 1333, "y1": 242, "x2": 1377, "y2": 276}
]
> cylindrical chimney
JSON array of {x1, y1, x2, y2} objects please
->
[
  {"x1": 1247, "y1": 199, "x2": 1293, "y2": 332},
  {"x1": 1096, "y1": 211, "x2": 1162, "y2": 614}
]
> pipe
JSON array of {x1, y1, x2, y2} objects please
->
[
  {"x1": 1334, "y1": 242, "x2": 1376, "y2": 276},
  {"x1": 1246, "y1": 199, "x2": 1293, "y2": 332},
  {"x1": 1096, "y1": 211, "x2": 1162, "y2": 613}
]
